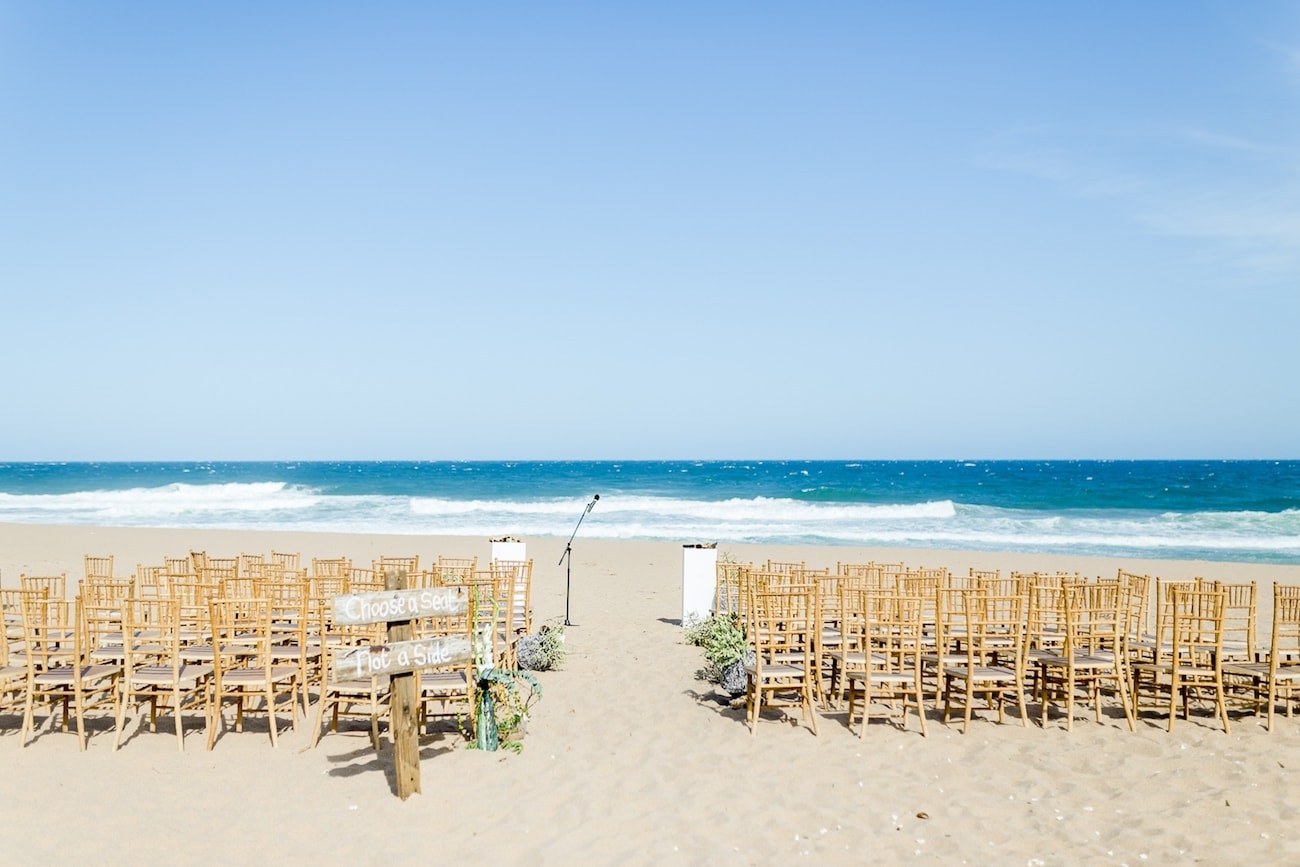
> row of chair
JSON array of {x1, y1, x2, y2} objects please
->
[
  {"x1": 723, "y1": 561, "x2": 1293, "y2": 737},
  {"x1": 0, "y1": 552, "x2": 535, "y2": 752}
]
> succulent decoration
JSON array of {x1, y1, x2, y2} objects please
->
[{"x1": 517, "y1": 622, "x2": 568, "y2": 671}]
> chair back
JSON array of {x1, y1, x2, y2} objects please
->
[
  {"x1": 311, "y1": 557, "x2": 352, "y2": 580},
  {"x1": 164, "y1": 556, "x2": 194, "y2": 577},
  {"x1": 208, "y1": 597, "x2": 273, "y2": 673},
  {"x1": 714, "y1": 561, "x2": 748, "y2": 617},
  {"x1": 84, "y1": 555, "x2": 115, "y2": 580},
  {"x1": 81, "y1": 576, "x2": 134, "y2": 605},
  {"x1": 348, "y1": 567, "x2": 384, "y2": 594},
  {"x1": 21, "y1": 573, "x2": 67, "y2": 601},
  {"x1": 376, "y1": 555, "x2": 420, "y2": 577},
  {"x1": 435, "y1": 557, "x2": 477, "y2": 585},
  {"x1": 1170, "y1": 588, "x2": 1226, "y2": 664},
  {"x1": 1064, "y1": 582, "x2": 1125, "y2": 658},
  {"x1": 958, "y1": 590, "x2": 1025, "y2": 671},
  {"x1": 1267, "y1": 583, "x2": 1300, "y2": 671},
  {"x1": 749, "y1": 579, "x2": 817, "y2": 660},
  {"x1": 1212, "y1": 580, "x2": 1257, "y2": 661},
  {"x1": 21, "y1": 597, "x2": 75, "y2": 672}
]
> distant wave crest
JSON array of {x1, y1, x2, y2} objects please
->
[
  {"x1": 0, "y1": 482, "x2": 322, "y2": 521},
  {"x1": 0, "y1": 483, "x2": 1297, "y2": 563}
]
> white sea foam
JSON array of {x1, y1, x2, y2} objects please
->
[
  {"x1": 1, "y1": 484, "x2": 1296, "y2": 562},
  {"x1": 0, "y1": 482, "x2": 322, "y2": 521}
]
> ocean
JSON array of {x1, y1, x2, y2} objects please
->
[{"x1": 0, "y1": 460, "x2": 1297, "y2": 564}]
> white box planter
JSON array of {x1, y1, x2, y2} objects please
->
[
  {"x1": 682, "y1": 543, "x2": 718, "y2": 625},
  {"x1": 491, "y1": 537, "x2": 526, "y2": 563}
]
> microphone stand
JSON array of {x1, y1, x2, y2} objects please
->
[{"x1": 559, "y1": 494, "x2": 599, "y2": 627}]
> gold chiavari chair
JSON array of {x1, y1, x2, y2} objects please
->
[
  {"x1": 113, "y1": 595, "x2": 212, "y2": 752},
  {"x1": 415, "y1": 584, "x2": 476, "y2": 734},
  {"x1": 713, "y1": 560, "x2": 748, "y2": 618},
  {"x1": 260, "y1": 576, "x2": 317, "y2": 716},
  {"x1": 310, "y1": 614, "x2": 389, "y2": 751},
  {"x1": 0, "y1": 595, "x2": 26, "y2": 719},
  {"x1": 499, "y1": 559, "x2": 534, "y2": 637},
  {"x1": 922, "y1": 586, "x2": 966, "y2": 705},
  {"x1": 21, "y1": 597, "x2": 121, "y2": 749},
  {"x1": 1036, "y1": 582, "x2": 1135, "y2": 731},
  {"x1": 206, "y1": 597, "x2": 298, "y2": 749},
  {"x1": 845, "y1": 589, "x2": 928, "y2": 737},
  {"x1": 1112, "y1": 571, "x2": 1150, "y2": 661},
  {"x1": 744, "y1": 575, "x2": 819, "y2": 736},
  {"x1": 942, "y1": 590, "x2": 1028, "y2": 733},
  {"x1": 1163, "y1": 587, "x2": 1230, "y2": 733},
  {"x1": 467, "y1": 568, "x2": 516, "y2": 669},
  {"x1": 1224, "y1": 583, "x2": 1300, "y2": 731}
]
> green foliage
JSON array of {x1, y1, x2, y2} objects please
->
[
  {"x1": 699, "y1": 613, "x2": 746, "y2": 668},
  {"x1": 685, "y1": 612, "x2": 747, "y2": 685},
  {"x1": 466, "y1": 667, "x2": 541, "y2": 753}
]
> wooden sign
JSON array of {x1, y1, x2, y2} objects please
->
[
  {"x1": 332, "y1": 634, "x2": 473, "y2": 681},
  {"x1": 332, "y1": 586, "x2": 468, "y2": 626}
]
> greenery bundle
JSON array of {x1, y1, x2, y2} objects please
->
[
  {"x1": 684, "y1": 611, "x2": 748, "y2": 694},
  {"x1": 516, "y1": 622, "x2": 568, "y2": 671},
  {"x1": 468, "y1": 667, "x2": 542, "y2": 754}
]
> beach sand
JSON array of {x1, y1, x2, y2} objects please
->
[{"x1": 4, "y1": 522, "x2": 1300, "y2": 865}]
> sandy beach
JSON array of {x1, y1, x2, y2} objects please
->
[{"x1": 5, "y1": 522, "x2": 1300, "y2": 865}]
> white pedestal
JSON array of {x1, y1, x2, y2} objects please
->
[
  {"x1": 682, "y1": 543, "x2": 719, "y2": 625},
  {"x1": 491, "y1": 539, "x2": 526, "y2": 563}
]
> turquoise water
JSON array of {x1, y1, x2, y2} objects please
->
[{"x1": 0, "y1": 460, "x2": 1297, "y2": 564}]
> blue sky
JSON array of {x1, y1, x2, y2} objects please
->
[{"x1": 1, "y1": 2, "x2": 1297, "y2": 460}]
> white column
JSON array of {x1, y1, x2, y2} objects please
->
[
  {"x1": 491, "y1": 537, "x2": 527, "y2": 563},
  {"x1": 682, "y1": 543, "x2": 719, "y2": 624}
]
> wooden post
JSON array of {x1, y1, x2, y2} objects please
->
[{"x1": 387, "y1": 569, "x2": 420, "y2": 800}]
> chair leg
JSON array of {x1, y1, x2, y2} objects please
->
[
  {"x1": 172, "y1": 686, "x2": 185, "y2": 752},
  {"x1": 309, "y1": 692, "x2": 327, "y2": 749},
  {"x1": 113, "y1": 688, "x2": 129, "y2": 751},
  {"x1": 21, "y1": 688, "x2": 36, "y2": 748},
  {"x1": 267, "y1": 687, "x2": 280, "y2": 748},
  {"x1": 962, "y1": 682, "x2": 974, "y2": 734},
  {"x1": 1216, "y1": 679, "x2": 1232, "y2": 734},
  {"x1": 1116, "y1": 667, "x2": 1136, "y2": 732},
  {"x1": 1167, "y1": 674, "x2": 1180, "y2": 733},
  {"x1": 1064, "y1": 668, "x2": 1075, "y2": 732},
  {"x1": 73, "y1": 686, "x2": 88, "y2": 752}
]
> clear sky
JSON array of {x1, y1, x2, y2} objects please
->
[{"x1": 2, "y1": 2, "x2": 1297, "y2": 460}]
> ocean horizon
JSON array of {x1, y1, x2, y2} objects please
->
[{"x1": 0, "y1": 460, "x2": 1297, "y2": 565}]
